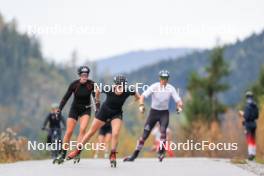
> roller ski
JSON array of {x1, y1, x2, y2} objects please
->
[
  {"x1": 109, "y1": 151, "x2": 117, "y2": 168},
  {"x1": 158, "y1": 150, "x2": 165, "y2": 162},
  {"x1": 73, "y1": 153, "x2": 81, "y2": 164},
  {"x1": 66, "y1": 149, "x2": 82, "y2": 164},
  {"x1": 53, "y1": 151, "x2": 66, "y2": 164}
]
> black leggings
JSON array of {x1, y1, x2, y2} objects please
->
[
  {"x1": 143, "y1": 109, "x2": 169, "y2": 140},
  {"x1": 136, "y1": 109, "x2": 169, "y2": 151}
]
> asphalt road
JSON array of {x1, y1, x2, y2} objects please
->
[{"x1": 0, "y1": 158, "x2": 257, "y2": 176}]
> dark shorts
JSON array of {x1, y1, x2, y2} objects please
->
[
  {"x1": 99, "y1": 123, "x2": 112, "y2": 136},
  {"x1": 68, "y1": 105, "x2": 91, "y2": 121},
  {"x1": 246, "y1": 127, "x2": 256, "y2": 136},
  {"x1": 96, "y1": 105, "x2": 123, "y2": 123}
]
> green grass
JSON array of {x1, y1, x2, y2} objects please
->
[
  {"x1": 256, "y1": 158, "x2": 264, "y2": 164},
  {"x1": 230, "y1": 158, "x2": 247, "y2": 164}
]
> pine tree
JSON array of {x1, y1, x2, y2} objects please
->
[
  {"x1": 185, "y1": 47, "x2": 229, "y2": 123},
  {"x1": 251, "y1": 65, "x2": 264, "y2": 103}
]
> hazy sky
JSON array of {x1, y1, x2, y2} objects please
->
[{"x1": 0, "y1": 0, "x2": 263, "y2": 63}]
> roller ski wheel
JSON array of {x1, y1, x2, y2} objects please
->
[
  {"x1": 66, "y1": 149, "x2": 81, "y2": 164},
  {"x1": 110, "y1": 160, "x2": 117, "y2": 168},
  {"x1": 73, "y1": 153, "x2": 81, "y2": 164}
]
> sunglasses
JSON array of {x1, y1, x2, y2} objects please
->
[
  {"x1": 80, "y1": 73, "x2": 88, "y2": 78},
  {"x1": 160, "y1": 76, "x2": 169, "y2": 80}
]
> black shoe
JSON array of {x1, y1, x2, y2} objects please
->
[
  {"x1": 123, "y1": 150, "x2": 139, "y2": 162},
  {"x1": 248, "y1": 155, "x2": 255, "y2": 161},
  {"x1": 123, "y1": 156, "x2": 135, "y2": 162}
]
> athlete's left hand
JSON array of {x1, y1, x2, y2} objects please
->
[
  {"x1": 176, "y1": 107, "x2": 182, "y2": 113},
  {"x1": 176, "y1": 100, "x2": 183, "y2": 113},
  {"x1": 139, "y1": 104, "x2": 145, "y2": 113}
]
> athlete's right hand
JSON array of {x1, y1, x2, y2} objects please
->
[{"x1": 139, "y1": 104, "x2": 145, "y2": 113}]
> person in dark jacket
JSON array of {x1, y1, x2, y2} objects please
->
[
  {"x1": 42, "y1": 103, "x2": 66, "y2": 144},
  {"x1": 239, "y1": 91, "x2": 259, "y2": 161},
  {"x1": 53, "y1": 66, "x2": 100, "y2": 164}
]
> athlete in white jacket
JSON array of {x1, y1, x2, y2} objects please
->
[{"x1": 124, "y1": 70, "x2": 183, "y2": 162}]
